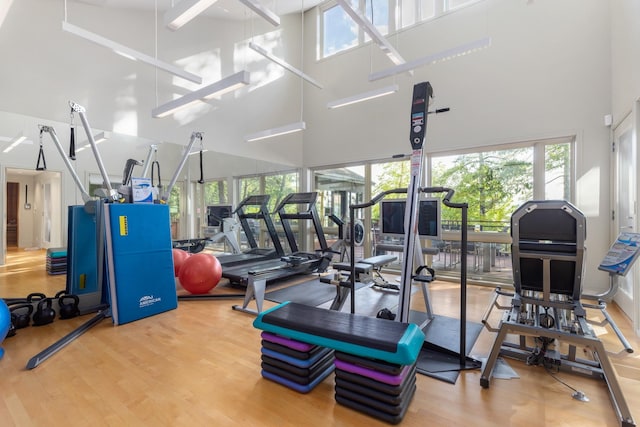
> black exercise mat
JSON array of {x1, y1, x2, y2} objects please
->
[
  {"x1": 415, "y1": 349, "x2": 480, "y2": 384},
  {"x1": 322, "y1": 282, "x2": 418, "y2": 317},
  {"x1": 410, "y1": 311, "x2": 483, "y2": 384},
  {"x1": 265, "y1": 277, "x2": 367, "y2": 307}
]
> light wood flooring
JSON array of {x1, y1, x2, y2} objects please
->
[{"x1": 1, "y1": 249, "x2": 639, "y2": 427}]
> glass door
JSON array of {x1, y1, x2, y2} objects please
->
[{"x1": 613, "y1": 111, "x2": 638, "y2": 330}]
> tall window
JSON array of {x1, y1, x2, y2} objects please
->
[
  {"x1": 238, "y1": 176, "x2": 261, "y2": 201},
  {"x1": 194, "y1": 179, "x2": 229, "y2": 239},
  {"x1": 431, "y1": 147, "x2": 534, "y2": 226},
  {"x1": 168, "y1": 184, "x2": 182, "y2": 239},
  {"x1": 370, "y1": 160, "x2": 411, "y2": 267},
  {"x1": 236, "y1": 171, "x2": 300, "y2": 253},
  {"x1": 545, "y1": 142, "x2": 572, "y2": 200},
  {"x1": 311, "y1": 136, "x2": 574, "y2": 286},
  {"x1": 204, "y1": 180, "x2": 229, "y2": 205},
  {"x1": 265, "y1": 173, "x2": 299, "y2": 213},
  {"x1": 320, "y1": 0, "x2": 480, "y2": 59},
  {"x1": 398, "y1": 0, "x2": 435, "y2": 29},
  {"x1": 322, "y1": 3, "x2": 359, "y2": 57},
  {"x1": 365, "y1": 0, "x2": 390, "y2": 34},
  {"x1": 429, "y1": 137, "x2": 574, "y2": 284},
  {"x1": 313, "y1": 165, "x2": 366, "y2": 258}
]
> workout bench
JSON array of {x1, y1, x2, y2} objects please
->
[
  {"x1": 253, "y1": 301, "x2": 424, "y2": 424},
  {"x1": 332, "y1": 254, "x2": 398, "y2": 289}
]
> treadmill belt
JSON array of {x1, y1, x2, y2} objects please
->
[
  {"x1": 216, "y1": 251, "x2": 276, "y2": 268},
  {"x1": 222, "y1": 257, "x2": 318, "y2": 286}
]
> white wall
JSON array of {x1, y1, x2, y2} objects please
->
[
  {"x1": 1, "y1": 0, "x2": 638, "y2": 293},
  {"x1": 302, "y1": 0, "x2": 613, "y2": 292},
  {"x1": 0, "y1": 0, "x2": 305, "y2": 166},
  {"x1": 34, "y1": 171, "x2": 63, "y2": 249},
  {"x1": 611, "y1": 0, "x2": 640, "y2": 125}
]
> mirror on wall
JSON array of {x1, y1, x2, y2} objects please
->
[
  {"x1": 2, "y1": 168, "x2": 63, "y2": 265},
  {"x1": 0, "y1": 148, "x2": 292, "y2": 262}
]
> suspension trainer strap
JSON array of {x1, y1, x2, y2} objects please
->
[
  {"x1": 198, "y1": 149, "x2": 204, "y2": 184},
  {"x1": 151, "y1": 160, "x2": 162, "y2": 190},
  {"x1": 69, "y1": 109, "x2": 76, "y2": 160},
  {"x1": 36, "y1": 129, "x2": 47, "y2": 171}
]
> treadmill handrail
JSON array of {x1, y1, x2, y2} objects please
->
[
  {"x1": 276, "y1": 191, "x2": 329, "y2": 253},
  {"x1": 234, "y1": 194, "x2": 285, "y2": 256}
]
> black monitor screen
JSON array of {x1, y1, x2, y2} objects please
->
[
  {"x1": 380, "y1": 198, "x2": 441, "y2": 240},
  {"x1": 207, "y1": 205, "x2": 233, "y2": 227}
]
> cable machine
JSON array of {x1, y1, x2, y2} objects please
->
[{"x1": 27, "y1": 103, "x2": 201, "y2": 369}]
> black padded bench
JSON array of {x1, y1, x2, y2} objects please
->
[
  {"x1": 333, "y1": 254, "x2": 397, "y2": 274},
  {"x1": 332, "y1": 255, "x2": 398, "y2": 288},
  {"x1": 332, "y1": 262, "x2": 374, "y2": 275}
]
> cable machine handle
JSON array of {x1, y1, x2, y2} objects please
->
[
  {"x1": 198, "y1": 149, "x2": 204, "y2": 184},
  {"x1": 69, "y1": 125, "x2": 76, "y2": 160}
]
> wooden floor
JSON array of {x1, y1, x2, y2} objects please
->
[{"x1": 1, "y1": 249, "x2": 639, "y2": 427}]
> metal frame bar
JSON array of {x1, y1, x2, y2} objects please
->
[
  {"x1": 480, "y1": 318, "x2": 635, "y2": 427},
  {"x1": 160, "y1": 131, "x2": 202, "y2": 203}
]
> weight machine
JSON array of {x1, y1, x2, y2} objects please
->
[{"x1": 480, "y1": 200, "x2": 635, "y2": 427}]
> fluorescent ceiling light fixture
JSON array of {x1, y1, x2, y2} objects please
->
[
  {"x1": 245, "y1": 121, "x2": 306, "y2": 142},
  {"x1": 2, "y1": 133, "x2": 29, "y2": 153},
  {"x1": 369, "y1": 36, "x2": 492, "y2": 82},
  {"x1": 237, "y1": 0, "x2": 280, "y2": 26},
  {"x1": 62, "y1": 21, "x2": 202, "y2": 84},
  {"x1": 152, "y1": 70, "x2": 250, "y2": 118},
  {"x1": 164, "y1": 0, "x2": 219, "y2": 30},
  {"x1": 249, "y1": 42, "x2": 323, "y2": 89},
  {"x1": 335, "y1": 0, "x2": 406, "y2": 67},
  {"x1": 76, "y1": 131, "x2": 111, "y2": 152},
  {"x1": 327, "y1": 84, "x2": 398, "y2": 109}
]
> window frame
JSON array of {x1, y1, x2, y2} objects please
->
[
  {"x1": 310, "y1": 135, "x2": 575, "y2": 286},
  {"x1": 318, "y1": 0, "x2": 483, "y2": 60}
]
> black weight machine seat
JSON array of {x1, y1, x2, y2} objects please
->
[{"x1": 480, "y1": 200, "x2": 635, "y2": 427}]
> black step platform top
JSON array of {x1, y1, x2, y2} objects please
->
[{"x1": 260, "y1": 302, "x2": 405, "y2": 352}]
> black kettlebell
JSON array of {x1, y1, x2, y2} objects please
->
[
  {"x1": 6, "y1": 319, "x2": 16, "y2": 338},
  {"x1": 10, "y1": 303, "x2": 33, "y2": 329},
  {"x1": 32, "y1": 298, "x2": 56, "y2": 326},
  {"x1": 55, "y1": 291, "x2": 80, "y2": 320},
  {"x1": 26, "y1": 292, "x2": 47, "y2": 303}
]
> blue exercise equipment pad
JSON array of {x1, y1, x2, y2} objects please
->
[{"x1": 253, "y1": 302, "x2": 424, "y2": 366}]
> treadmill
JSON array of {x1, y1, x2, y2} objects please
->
[
  {"x1": 215, "y1": 195, "x2": 285, "y2": 267},
  {"x1": 222, "y1": 192, "x2": 332, "y2": 286}
]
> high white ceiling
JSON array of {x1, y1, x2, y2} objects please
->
[{"x1": 75, "y1": 0, "x2": 323, "y2": 21}]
